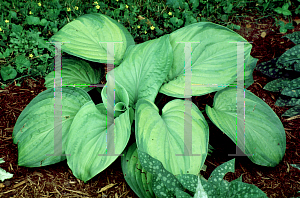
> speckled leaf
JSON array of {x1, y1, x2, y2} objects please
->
[
  {"x1": 282, "y1": 105, "x2": 300, "y2": 117},
  {"x1": 275, "y1": 96, "x2": 300, "y2": 107},
  {"x1": 152, "y1": 174, "x2": 174, "y2": 198},
  {"x1": 282, "y1": 87, "x2": 300, "y2": 97},
  {"x1": 193, "y1": 177, "x2": 208, "y2": 198},
  {"x1": 176, "y1": 174, "x2": 198, "y2": 193},
  {"x1": 137, "y1": 149, "x2": 184, "y2": 198},
  {"x1": 276, "y1": 45, "x2": 300, "y2": 70},
  {"x1": 199, "y1": 159, "x2": 268, "y2": 198},
  {"x1": 175, "y1": 188, "x2": 192, "y2": 198},
  {"x1": 121, "y1": 143, "x2": 155, "y2": 198},
  {"x1": 281, "y1": 77, "x2": 300, "y2": 97},
  {"x1": 295, "y1": 62, "x2": 300, "y2": 72},
  {"x1": 255, "y1": 57, "x2": 284, "y2": 78},
  {"x1": 227, "y1": 180, "x2": 268, "y2": 197},
  {"x1": 49, "y1": 13, "x2": 135, "y2": 65},
  {"x1": 44, "y1": 57, "x2": 102, "y2": 92},
  {"x1": 263, "y1": 78, "x2": 290, "y2": 92},
  {"x1": 282, "y1": 31, "x2": 300, "y2": 45},
  {"x1": 275, "y1": 96, "x2": 288, "y2": 107},
  {"x1": 202, "y1": 159, "x2": 233, "y2": 197}
]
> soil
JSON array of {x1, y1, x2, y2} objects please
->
[{"x1": 1, "y1": 10, "x2": 300, "y2": 198}]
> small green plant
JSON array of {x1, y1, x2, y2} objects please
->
[
  {"x1": 255, "y1": 31, "x2": 300, "y2": 117},
  {"x1": 257, "y1": 0, "x2": 300, "y2": 33},
  {"x1": 0, "y1": 0, "x2": 62, "y2": 88},
  {"x1": 274, "y1": 2, "x2": 292, "y2": 16},
  {"x1": 256, "y1": 0, "x2": 300, "y2": 15},
  {"x1": 275, "y1": 18, "x2": 294, "y2": 33}
]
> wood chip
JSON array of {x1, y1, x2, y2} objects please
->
[
  {"x1": 33, "y1": 171, "x2": 43, "y2": 177},
  {"x1": 63, "y1": 188, "x2": 90, "y2": 196},
  {"x1": 285, "y1": 115, "x2": 300, "y2": 121},
  {"x1": 13, "y1": 180, "x2": 27, "y2": 188},
  {"x1": 97, "y1": 183, "x2": 117, "y2": 193}
]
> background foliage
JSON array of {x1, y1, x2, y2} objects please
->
[{"x1": 0, "y1": 0, "x2": 299, "y2": 88}]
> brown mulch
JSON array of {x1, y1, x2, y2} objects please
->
[{"x1": 1, "y1": 11, "x2": 300, "y2": 198}]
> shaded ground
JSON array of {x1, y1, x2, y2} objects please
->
[{"x1": 1, "y1": 11, "x2": 300, "y2": 198}]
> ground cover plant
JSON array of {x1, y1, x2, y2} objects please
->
[
  {"x1": 1, "y1": 0, "x2": 300, "y2": 88},
  {"x1": 8, "y1": 12, "x2": 288, "y2": 197},
  {"x1": 1, "y1": 0, "x2": 300, "y2": 197}
]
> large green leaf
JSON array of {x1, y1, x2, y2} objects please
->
[
  {"x1": 229, "y1": 55, "x2": 258, "y2": 88},
  {"x1": 121, "y1": 143, "x2": 155, "y2": 198},
  {"x1": 101, "y1": 77, "x2": 130, "y2": 110},
  {"x1": 159, "y1": 22, "x2": 252, "y2": 97},
  {"x1": 102, "y1": 34, "x2": 173, "y2": 109},
  {"x1": 49, "y1": 13, "x2": 135, "y2": 65},
  {"x1": 44, "y1": 57, "x2": 102, "y2": 92},
  {"x1": 65, "y1": 101, "x2": 131, "y2": 182},
  {"x1": 12, "y1": 87, "x2": 92, "y2": 167},
  {"x1": 206, "y1": 87, "x2": 286, "y2": 167},
  {"x1": 135, "y1": 98, "x2": 209, "y2": 176}
]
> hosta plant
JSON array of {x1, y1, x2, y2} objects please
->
[
  {"x1": 12, "y1": 13, "x2": 286, "y2": 197},
  {"x1": 255, "y1": 31, "x2": 300, "y2": 117}
]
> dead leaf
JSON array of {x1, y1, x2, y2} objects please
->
[
  {"x1": 146, "y1": 19, "x2": 152, "y2": 26},
  {"x1": 246, "y1": 24, "x2": 251, "y2": 28},
  {"x1": 137, "y1": 15, "x2": 145, "y2": 20},
  {"x1": 294, "y1": 19, "x2": 300, "y2": 25},
  {"x1": 137, "y1": 15, "x2": 151, "y2": 26},
  {"x1": 279, "y1": 18, "x2": 288, "y2": 24}
]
